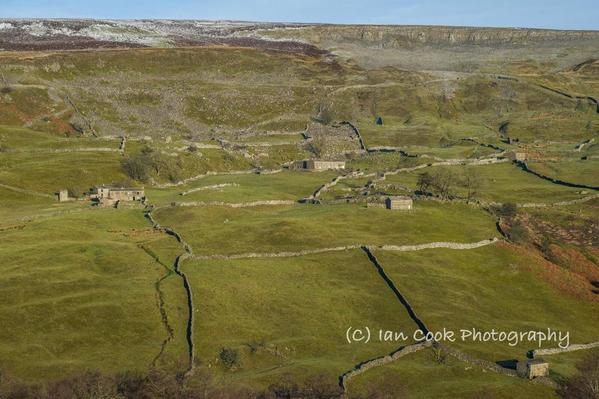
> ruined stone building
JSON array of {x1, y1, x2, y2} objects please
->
[
  {"x1": 386, "y1": 196, "x2": 413, "y2": 210},
  {"x1": 90, "y1": 186, "x2": 145, "y2": 207}
]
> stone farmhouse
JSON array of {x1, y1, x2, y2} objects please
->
[
  {"x1": 291, "y1": 159, "x2": 346, "y2": 171},
  {"x1": 386, "y1": 196, "x2": 413, "y2": 210},
  {"x1": 90, "y1": 185, "x2": 145, "y2": 207}
]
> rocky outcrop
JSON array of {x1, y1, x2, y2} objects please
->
[{"x1": 292, "y1": 25, "x2": 599, "y2": 48}]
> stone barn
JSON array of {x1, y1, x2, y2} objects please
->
[
  {"x1": 505, "y1": 151, "x2": 527, "y2": 161},
  {"x1": 385, "y1": 196, "x2": 413, "y2": 210},
  {"x1": 517, "y1": 359, "x2": 549, "y2": 379},
  {"x1": 303, "y1": 160, "x2": 346, "y2": 171},
  {"x1": 57, "y1": 189, "x2": 69, "y2": 202}
]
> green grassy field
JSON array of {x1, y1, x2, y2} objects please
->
[
  {"x1": 184, "y1": 249, "x2": 419, "y2": 389},
  {"x1": 347, "y1": 347, "x2": 556, "y2": 398},
  {"x1": 373, "y1": 245, "x2": 599, "y2": 366},
  {"x1": 153, "y1": 202, "x2": 498, "y2": 256},
  {"x1": 383, "y1": 162, "x2": 585, "y2": 203},
  {"x1": 527, "y1": 159, "x2": 599, "y2": 188},
  {"x1": 0, "y1": 39, "x2": 598, "y2": 398},
  {"x1": 0, "y1": 151, "x2": 127, "y2": 194},
  {"x1": 147, "y1": 170, "x2": 338, "y2": 206},
  {"x1": 0, "y1": 209, "x2": 188, "y2": 381}
]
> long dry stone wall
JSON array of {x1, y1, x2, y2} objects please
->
[
  {"x1": 180, "y1": 183, "x2": 238, "y2": 196},
  {"x1": 532, "y1": 341, "x2": 599, "y2": 357},
  {"x1": 145, "y1": 208, "x2": 196, "y2": 373},
  {"x1": 154, "y1": 168, "x2": 283, "y2": 189},
  {"x1": 191, "y1": 238, "x2": 499, "y2": 260},
  {"x1": 175, "y1": 199, "x2": 296, "y2": 208},
  {"x1": 515, "y1": 161, "x2": 599, "y2": 191},
  {"x1": 339, "y1": 341, "x2": 433, "y2": 392}
]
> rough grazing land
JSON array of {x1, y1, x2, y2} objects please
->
[{"x1": 0, "y1": 20, "x2": 598, "y2": 398}]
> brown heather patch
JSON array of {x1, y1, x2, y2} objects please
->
[
  {"x1": 499, "y1": 241, "x2": 599, "y2": 302},
  {"x1": 548, "y1": 244, "x2": 599, "y2": 282}
]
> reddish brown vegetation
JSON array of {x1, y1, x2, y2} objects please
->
[{"x1": 500, "y1": 242, "x2": 599, "y2": 302}]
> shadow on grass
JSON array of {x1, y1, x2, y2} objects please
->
[{"x1": 496, "y1": 359, "x2": 519, "y2": 370}]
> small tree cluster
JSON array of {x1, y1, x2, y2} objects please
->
[
  {"x1": 417, "y1": 170, "x2": 456, "y2": 199},
  {"x1": 121, "y1": 145, "x2": 185, "y2": 183},
  {"x1": 219, "y1": 348, "x2": 240, "y2": 370},
  {"x1": 490, "y1": 203, "x2": 518, "y2": 218}
]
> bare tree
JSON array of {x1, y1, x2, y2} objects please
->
[
  {"x1": 462, "y1": 168, "x2": 482, "y2": 202},
  {"x1": 559, "y1": 353, "x2": 599, "y2": 399},
  {"x1": 417, "y1": 172, "x2": 433, "y2": 193},
  {"x1": 430, "y1": 169, "x2": 455, "y2": 199}
]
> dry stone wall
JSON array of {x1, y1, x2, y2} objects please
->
[
  {"x1": 339, "y1": 341, "x2": 433, "y2": 391},
  {"x1": 533, "y1": 341, "x2": 599, "y2": 357},
  {"x1": 180, "y1": 183, "x2": 238, "y2": 196},
  {"x1": 192, "y1": 238, "x2": 499, "y2": 260},
  {"x1": 175, "y1": 199, "x2": 296, "y2": 208}
]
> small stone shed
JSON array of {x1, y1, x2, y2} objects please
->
[
  {"x1": 57, "y1": 189, "x2": 69, "y2": 202},
  {"x1": 385, "y1": 196, "x2": 413, "y2": 210},
  {"x1": 505, "y1": 151, "x2": 527, "y2": 161}
]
